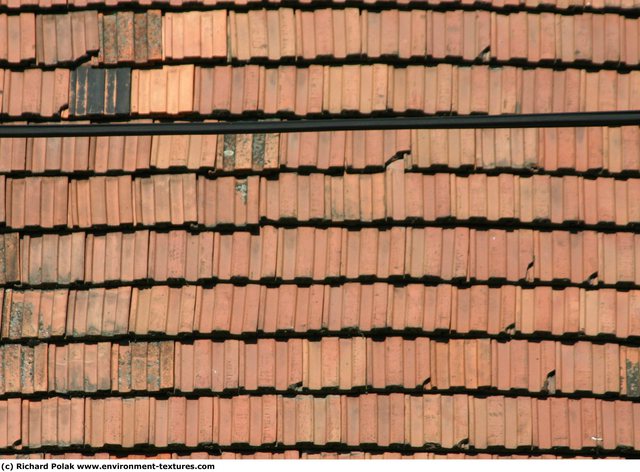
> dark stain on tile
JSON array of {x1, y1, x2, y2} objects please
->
[
  {"x1": 115, "y1": 68, "x2": 131, "y2": 115},
  {"x1": 0, "y1": 240, "x2": 6, "y2": 285},
  {"x1": 87, "y1": 68, "x2": 105, "y2": 115},
  {"x1": 69, "y1": 69, "x2": 77, "y2": 115},
  {"x1": 105, "y1": 68, "x2": 117, "y2": 115},
  {"x1": 252, "y1": 133, "x2": 266, "y2": 168},
  {"x1": 74, "y1": 66, "x2": 88, "y2": 116}
]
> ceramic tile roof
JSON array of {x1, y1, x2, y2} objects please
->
[{"x1": 0, "y1": 0, "x2": 639, "y2": 462}]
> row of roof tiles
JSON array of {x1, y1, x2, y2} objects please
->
[
  {"x1": 168, "y1": 10, "x2": 639, "y2": 66},
  {"x1": 7, "y1": 171, "x2": 640, "y2": 228},
  {"x1": 112, "y1": 65, "x2": 640, "y2": 116},
  {"x1": 2, "y1": 126, "x2": 640, "y2": 174},
  {"x1": 2, "y1": 284, "x2": 639, "y2": 340},
  {"x1": 11, "y1": 227, "x2": 640, "y2": 285},
  {"x1": 7, "y1": 9, "x2": 638, "y2": 67},
  {"x1": 0, "y1": 453, "x2": 612, "y2": 460},
  {"x1": 0, "y1": 337, "x2": 637, "y2": 397},
  {"x1": 0, "y1": 394, "x2": 638, "y2": 450},
  {"x1": 407, "y1": 126, "x2": 640, "y2": 173},
  {"x1": 4, "y1": 64, "x2": 640, "y2": 118},
  {"x1": 0, "y1": 0, "x2": 639, "y2": 13},
  {"x1": 382, "y1": 171, "x2": 640, "y2": 226}
]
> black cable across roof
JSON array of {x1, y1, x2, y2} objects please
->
[{"x1": 1, "y1": 111, "x2": 640, "y2": 137}]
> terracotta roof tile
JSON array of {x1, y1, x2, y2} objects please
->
[{"x1": 0, "y1": 13, "x2": 35, "y2": 64}]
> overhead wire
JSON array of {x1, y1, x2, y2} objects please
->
[{"x1": 1, "y1": 111, "x2": 640, "y2": 137}]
